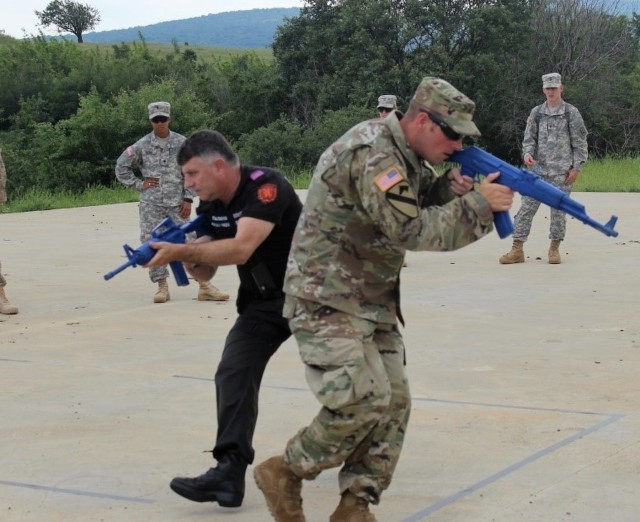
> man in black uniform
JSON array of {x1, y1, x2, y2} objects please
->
[{"x1": 144, "y1": 129, "x2": 302, "y2": 508}]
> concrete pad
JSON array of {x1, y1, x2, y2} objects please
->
[{"x1": 0, "y1": 192, "x2": 638, "y2": 521}]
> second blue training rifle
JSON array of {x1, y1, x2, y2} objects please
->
[
  {"x1": 103, "y1": 214, "x2": 207, "y2": 286},
  {"x1": 449, "y1": 146, "x2": 618, "y2": 239}
]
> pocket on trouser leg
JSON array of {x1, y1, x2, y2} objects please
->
[
  {"x1": 288, "y1": 298, "x2": 372, "y2": 367},
  {"x1": 305, "y1": 362, "x2": 370, "y2": 411}
]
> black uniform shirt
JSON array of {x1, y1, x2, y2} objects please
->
[{"x1": 197, "y1": 165, "x2": 302, "y2": 312}]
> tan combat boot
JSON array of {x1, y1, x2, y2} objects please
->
[
  {"x1": 330, "y1": 491, "x2": 377, "y2": 522},
  {"x1": 153, "y1": 279, "x2": 170, "y2": 303},
  {"x1": 0, "y1": 287, "x2": 19, "y2": 314},
  {"x1": 548, "y1": 240, "x2": 562, "y2": 264},
  {"x1": 197, "y1": 281, "x2": 230, "y2": 301},
  {"x1": 499, "y1": 240, "x2": 525, "y2": 264},
  {"x1": 253, "y1": 456, "x2": 305, "y2": 522}
]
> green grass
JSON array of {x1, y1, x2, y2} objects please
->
[
  {"x1": 0, "y1": 171, "x2": 312, "y2": 213},
  {"x1": 0, "y1": 185, "x2": 138, "y2": 213},
  {"x1": 282, "y1": 167, "x2": 313, "y2": 190},
  {"x1": 82, "y1": 41, "x2": 273, "y2": 63},
  {"x1": 573, "y1": 156, "x2": 640, "y2": 192},
  {"x1": 0, "y1": 158, "x2": 636, "y2": 214}
]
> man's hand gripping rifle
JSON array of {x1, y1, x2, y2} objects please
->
[
  {"x1": 104, "y1": 214, "x2": 207, "y2": 286},
  {"x1": 449, "y1": 146, "x2": 618, "y2": 239}
]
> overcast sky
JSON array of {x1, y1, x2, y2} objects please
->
[{"x1": 0, "y1": 0, "x2": 305, "y2": 38}]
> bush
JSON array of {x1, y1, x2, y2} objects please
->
[{"x1": 238, "y1": 104, "x2": 374, "y2": 171}]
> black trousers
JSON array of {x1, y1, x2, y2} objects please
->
[{"x1": 212, "y1": 298, "x2": 291, "y2": 465}]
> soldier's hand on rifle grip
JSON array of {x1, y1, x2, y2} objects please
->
[
  {"x1": 143, "y1": 241, "x2": 179, "y2": 267},
  {"x1": 477, "y1": 172, "x2": 514, "y2": 212},
  {"x1": 447, "y1": 168, "x2": 474, "y2": 196}
]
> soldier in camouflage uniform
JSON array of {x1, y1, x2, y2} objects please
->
[
  {"x1": 376, "y1": 94, "x2": 397, "y2": 117},
  {"x1": 115, "y1": 101, "x2": 229, "y2": 303},
  {"x1": 0, "y1": 147, "x2": 19, "y2": 315},
  {"x1": 253, "y1": 77, "x2": 514, "y2": 522},
  {"x1": 500, "y1": 73, "x2": 588, "y2": 265}
]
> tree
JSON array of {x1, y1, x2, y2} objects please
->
[
  {"x1": 35, "y1": 0, "x2": 100, "y2": 43},
  {"x1": 273, "y1": 0, "x2": 639, "y2": 160}
]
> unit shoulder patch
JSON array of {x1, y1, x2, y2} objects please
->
[
  {"x1": 386, "y1": 180, "x2": 418, "y2": 218},
  {"x1": 257, "y1": 183, "x2": 278, "y2": 204}
]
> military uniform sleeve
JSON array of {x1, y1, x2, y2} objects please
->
[
  {"x1": 115, "y1": 143, "x2": 144, "y2": 191},
  {"x1": 356, "y1": 148, "x2": 494, "y2": 252},
  {"x1": 569, "y1": 106, "x2": 588, "y2": 170},
  {"x1": 522, "y1": 106, "x2": 539, "y2": 159},
  {"x1": 417, "y1": 165, "x2": 458, "y2": 208}
]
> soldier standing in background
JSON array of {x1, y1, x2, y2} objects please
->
[
  {"x1": 115, "y1": 101, "x2": 229, "y2": 303},
  {"x1": 0, "y1": 147, "x2": 19, "y2": 315},
  {"x1": 253, "y1": 77, "x2": 514, "y2": 521},
  {"x1": 499, "y1": 73, "x2": 588, "y2": 265},
  {"x1": 376, "y1": 94, "x2": 397, "y2": 117}
]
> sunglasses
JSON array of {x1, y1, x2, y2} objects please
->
[
  {"x1": 151, "y1": 116, "x2": 169, "y2": 123},
  {"x1": 421, "y1": 110, "x2": 462, "y2": 141},
  {"x1": 378, "y1": 107, "x2": 393, "y2": 114}
]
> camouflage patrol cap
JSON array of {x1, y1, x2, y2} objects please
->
[
  {"x1": 542, "y1": 73, "x2": 562, "y2": 88},
  {"x1": 148, "y1": 101, "x2": 171, "y2": 119},
  {"x1": 412, "y1": 77, "x2": 480, "y2": 137},
  {"x1": 377, "y1": 94, "x2": 397, "y2": 110}
]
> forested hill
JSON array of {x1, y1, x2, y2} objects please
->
[{"x1": 81, "y1": 8, "x2": 301, "y2": 48}]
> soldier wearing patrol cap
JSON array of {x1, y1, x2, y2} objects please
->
[
  {"x1": 253, "y1": 77, "x2": 514, "y2": 521},
  {"x1": 115, "y1": 101, "x2": 229, "y2": 303},
  {"x1": 376, "y1": 94, "x2": 397, "y2": 117},
  {"x1": 0, "y1": 146, "x2": 19, "y2": 315},
  {"x1": 500, "y1": 72, "x2": 588, "y2": 265}
]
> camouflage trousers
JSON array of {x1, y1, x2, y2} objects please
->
[
  {"x1": 513, "y1": 173, "x2": 571, "y2": 242},
  {"x1": 139, "y1": 201, "x2": 188, "y2": 283},
  {"x1": 283, "y1": 296, "x2": 411, "y2": 505},
  {"x1": 0, "y1": 260, "x2": 6, "y2": 287}
]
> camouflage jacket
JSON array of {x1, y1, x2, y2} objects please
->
[
  {"x1": 115, "y1": 131, "x2": 194, "y2": 206},
  {"x1": 522, "y1": 101, "x2": 588, "y2": 176},
  {"x1": 284, "y1": 113, "x2": 494, "y2": 324}
]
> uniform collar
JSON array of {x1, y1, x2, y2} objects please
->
[{"x1": 383, "y1": 112, "x2": 423, "y2": 174}]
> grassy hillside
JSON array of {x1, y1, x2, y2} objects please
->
[{"x1": 79, "y1": 41, "x2": 273, "y2": 62}]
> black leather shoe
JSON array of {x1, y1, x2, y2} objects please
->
[{"x1": 170, "y1": 460, "x2": 246, "y2": 507}]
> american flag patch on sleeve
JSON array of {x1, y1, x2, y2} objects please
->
[
  {"x1": 374, "y1": 167, "x2": 404, "y2": 192},
  {"x1": 126, "y1": 146, "x2": 134, "y2": 156}
]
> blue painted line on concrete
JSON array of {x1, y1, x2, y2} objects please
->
[
  {"x1": 412, "y1": 395, "x2": 618, "y2": 417},
  {"x1": 399, "y1": 412, "x2": 624, "y2": 522},
  {"x1": 0, "y1": 480, "x2": 155, "y2": 504},
  {"x1": 175, "y1": 376, "x2": 626, "y2": 521}
]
